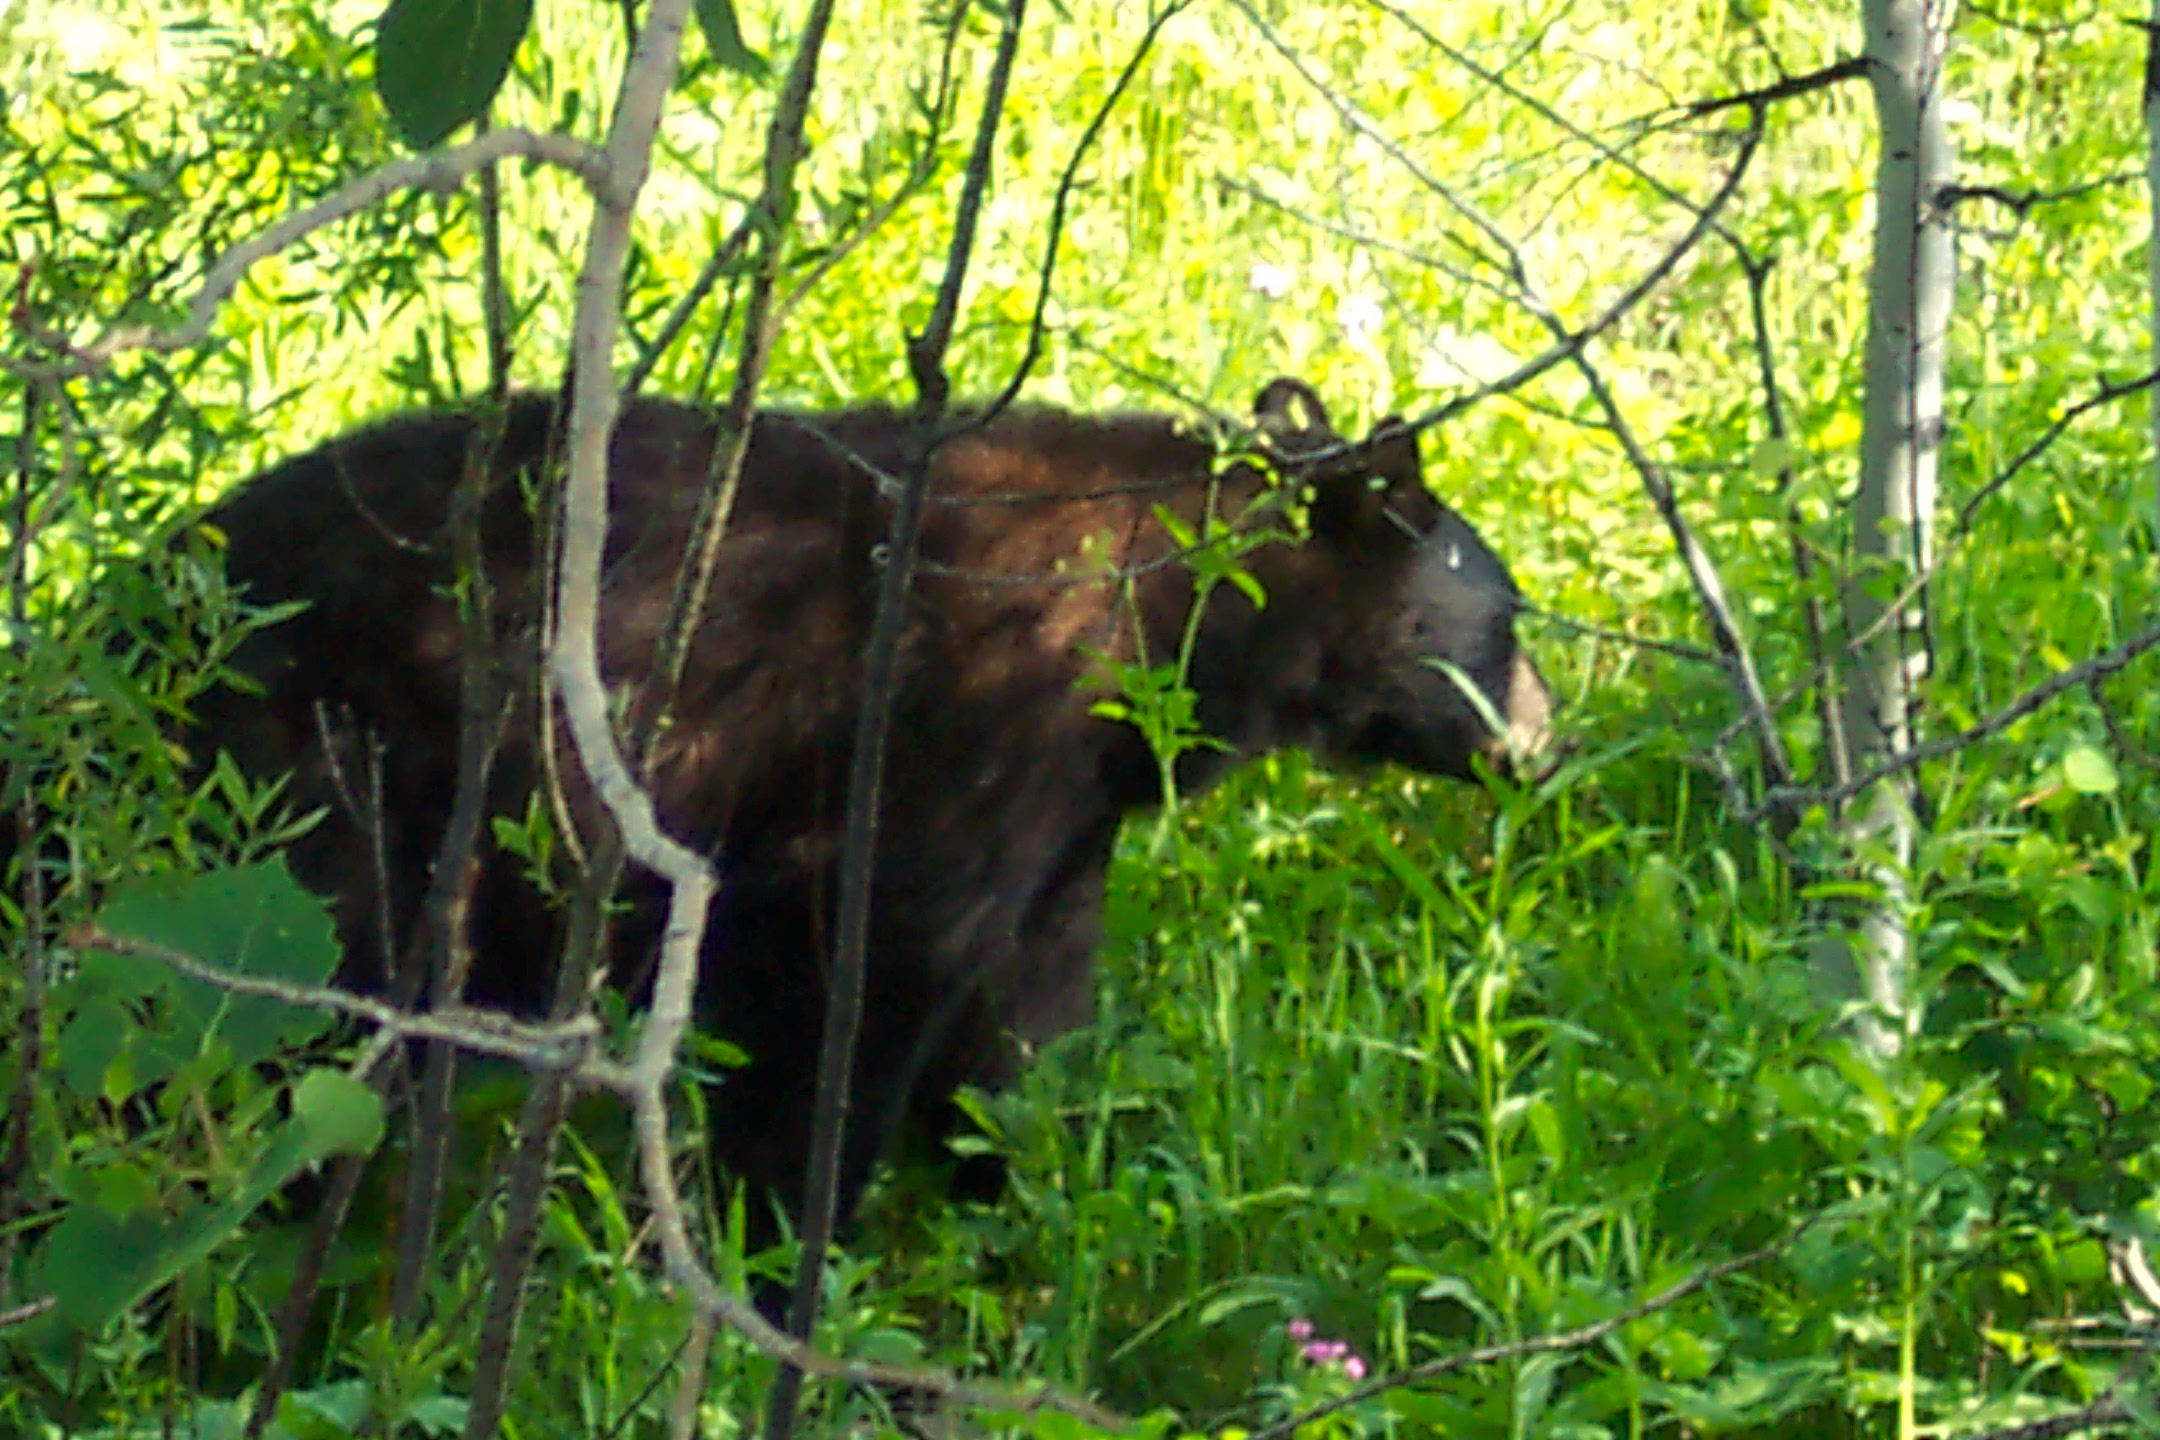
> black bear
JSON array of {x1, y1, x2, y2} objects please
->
[{"x1": 181, "y1": 377, "x2": 1551, "y2": 1231}]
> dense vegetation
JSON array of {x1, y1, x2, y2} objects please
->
[{"x1": 5, "y1": 0, "x2": 2160, "y2": 1436}]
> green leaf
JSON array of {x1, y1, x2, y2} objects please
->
[
  {"x1": 56, "y1": 995, "x2": 131, "y2": 1101},
  {"x1": 2062, "y1": 743, "x2": 2118, "y2": 795},
  {"x1": 374, "y1": 0, "x2": 533, "y2": 150},
  {"x1": 292, "y1": 1068, "x2": 386, "y2": 1158},
  {"x1": 23, "y1": 1067, "x2": 380, "y2": 1339},
  {"x1": 695, "y1": 0, "x2": 769, "y2": 79},
  {"x1": 77, "y1": 860, "x2": 343, "y2": 1100}
]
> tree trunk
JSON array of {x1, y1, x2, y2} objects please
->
[{"x1": 1824, "y1": 0, "x2": 1955, "y2": 1061}]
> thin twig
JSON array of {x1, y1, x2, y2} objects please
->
[
  {"x1": 494, "y1": 12, "x2": 725, "y2": 1440},
  {"x1": 1740, "y1": 250, "x2": 1850, "y2": 793},
  {"x1": 1232, "y1": 0, "x2": 1518, "y2": 287},
  {"x1": 769, "y1": 1, "x2": 970, "y2": 338},
  {"x1": 1955, "y1": 368, "x2": 2160, "y2": 534},
  {"x1": 624, "y1": 212, "x2": 754, "y2": 396},
  {"x1": 668, "y1": 1311, "x2": 717, "y2": 1440},
  {"x1": 65, "y1": 926, "x2": 614, "y2": 1080},
  {"x1": 1, "y1": 382, "x2": 48, "y2": 1304},
  {"x1": 1386, "y1": 112, "x2": 1763, "y2": 445},
  {"x1": 0, "y1": 376, "x2": 69, "y2": 605},
  {"x1": 393, "y1": 115, "x2": 523, "y2": 1346},
  {"x1": 0, "y1": 1296, "x2": 55, "y2": 1331},
  {"x1": 1219, "y1": 175, "x2": 1514, "y2": 307},
  {"x1": 1239, "y1": 16, "x2": 1783, "y2": 790},
  {"x1": 906, "y1": 0, "x2": 1028, "y2": 416},
  {"x1": 1710, "y1": 364, "x2": 2160, "y2": 772},
  {"x1": 770, "y1": 4, "x2": 1034, "y2": 1432},
  {"x1": 2090, "y1": 675, "x2": 2160, "y2": 772},
  {"x1": 242, "y1": 1140, "x2": 379, "y2": 1440},
  {"x1": 1567, "y1": 343, "x2": 1794, "y2": 792},
  {"x1": 1955, "y1": 1301, "x2": 2160, "y2": 1440},
  {"x1": 637, "y1": 0, "x2": 848, "y2": 740},
  {"x1": 1686, "y1": 56, "x2": 1872, "y2": 117},
  {"x1": 978, "y1": 0, "x2": 1193, "y2": 421},
  {"x1": 1525, "y1": 608, "x2": 1725, "y2": 666},
  {"x1": 1938, "y1": 174, "x2": 2144, "y2": 217},
  {"x1": 1749, "y1": 617, "x2": 2160, "y2": 822}
]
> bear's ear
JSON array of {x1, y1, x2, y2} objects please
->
[
  {"x1": 1254, "y1": 377, "x2": 1334, "y2": 440},
  {"x1": 1307, "y1": 415, "x2": 1426, "y2": 543}
]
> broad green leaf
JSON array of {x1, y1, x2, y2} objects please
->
[
  {"x1": 292, "y1": 1068, "x2": 386, "y2": 1157},
  {"x1": 695, "y1": 0, "x2": 769, "y2": 79},
  {"x1": 57, "y1": 995, "x2": 131, "y2": 1101},
  {"x1": 374, "y1": 0, "x2": 533, "y2": 150},
  {"x1": 2062, "y1": 743, "x2": 2118, "y2": 795},
  {"x1": 76, "y1": 860, "x2": 342, "y2": 1100}
]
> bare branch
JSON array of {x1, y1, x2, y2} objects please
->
[
  {"x1": 528, "y1": 0, "x2": 1115, "y2": 1428},
  {"x1": 1, "y1": 376, "x2": 71, "y2": 608},
  {"x1": 771, "y1": 4, "x2": 1034, "y2": 1433},
  {"x1": 8, "y1": 129, "x2": 607, "y2": 379},
  {"x1": 980, "y1": 0, "x2": 1193, "y2": 420},
  {"x1": 1687, "y1": 56, "x2": 1872, "y2": 118},
  {"x1": 524, "y1": 15, "x2": 739, "y2": 1440},
  {"x1": 1955, "y1": 1290, "x2": 2160, "y2": 1440},
  {"x1": 1957, "y1": 1398, "x2": 2142, "y2": 1440},
  {"x1": 1955, "y1": 367, "x2": 2160, "y2": 534},
  {"x1": 393, "y1": 142, "x2": 524, "y2": 1340},
  {"x1": 1710, "y1": 363, "x2": 2160, "y2": 781},
  {"x1": 638, "y1": 0, "x2": 851, "y2": 739},
  {"x1": 1738, "y1": 251, "x2": 1850, "y2": 793},
  {"x1": 1231, "y1": 0, "x2": 1519, "y2": 286},
  {"x1": 1566, "y1": 344, "x2": 1795, "y2": 792},
  {"x1": 1525, "y1": 607, "x2": 1725, "y2": 667},
  {"x1": 1399, "y1": 116, "x2": 1765, "y2": 440},
  {"x1": 1938, "y1": 174, "x2": 2144, "y2": 218},
  {"x1": 0, "y1": 1296, "x2": 54, "y2": 1331},
  {"x1": 1750, "y1": 618, "x2": 2160, "y2": 822},
  {"x1": 906, "y1": 0, "x2": 1028, "y2": 414},
  {"x1": 769, "y1": 5, "x2": 970, "y2": 338},
  {"x1": 1360, "y1": 0, "x2": 1739, "y2": 243},
  {"x1": 1247, "y1": 35, "x2": 1787, "y2": 795},
  {"x1": 64, "y1": 925, "x2": 616, "y2": 1081},
  {"x1": 1, "y1": 383, "x2": 49, "y2": 1307},
  {"x1": 669, "y1": 1311, "x2": 717, "y2": 1440},
  {"x1": 1220, "y1": 175, "x2": 1513, "y2": 306},
  {"x1": 624, "y1": 212, "x2": 755, "y2": 397}
]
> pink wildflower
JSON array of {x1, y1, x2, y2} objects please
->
[
  {"x1": 1285, "y1": 1317, "x2": 1314, "y2": 1341},
  {"x1": 1343, "y1": 1355, "x2": 1368, "y2": 1381}
]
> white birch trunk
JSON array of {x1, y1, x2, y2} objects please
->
[{"x1": 1831, "y1": 0, "x2": 1955, "y2": 1061}]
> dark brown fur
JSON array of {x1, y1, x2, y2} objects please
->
[{"x1": 189, "y1": 382, "x2": 1550, "y2": 1228}]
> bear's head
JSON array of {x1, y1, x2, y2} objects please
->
[{"x1": 1242, "y1": 377, "x2": 1552, "y2": 783}]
